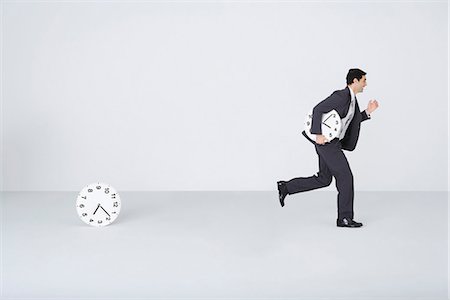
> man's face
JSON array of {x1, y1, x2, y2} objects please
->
[{"x1": 354, "y1": 75, "x2": 367, "y2": 93}]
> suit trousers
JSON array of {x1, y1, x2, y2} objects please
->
[{"x1": 284, "y1": 138, "x2": 354, "y2": 220}]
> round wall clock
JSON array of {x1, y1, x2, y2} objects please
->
[
  {"x1": 304, "y1": 109, "x2": 342, "y2": 143},
  {"x1": 76, "y1": 182, "x2": 121, "y2": 227}
]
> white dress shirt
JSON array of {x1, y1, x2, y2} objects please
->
[{"x1": 338, "y1": 87, "x2": 356, "y2": 140}]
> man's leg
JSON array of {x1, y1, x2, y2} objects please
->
[
  {"x1": 284, "y1": 146, "x2": 333, "y2": 194},
  {"x1": 315, "y1": 140, "x2": 354, "y2": 220}
]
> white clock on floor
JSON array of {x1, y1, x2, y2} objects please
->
[{"x1": 76, "y1": 182, "x2": 121, "y2": 227}]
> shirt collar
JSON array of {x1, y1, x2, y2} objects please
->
[{"x1": 347, "y1": 86, "x2": 356, "y2": 101}]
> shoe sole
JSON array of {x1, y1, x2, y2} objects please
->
[{"x1": 277, "y1": 182, "x2": 285, "y2": 207}]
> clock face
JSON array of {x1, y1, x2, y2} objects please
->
[
  {"x1": 76, "y1": 183, "x2": 121, "y2": 227},
  {"x1": 304, "y1": 109, "x2": 342, "y2": 142}
]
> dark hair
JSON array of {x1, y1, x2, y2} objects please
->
[{"x1": 346, "y1": 68, "x2": 366, "y2": 85}]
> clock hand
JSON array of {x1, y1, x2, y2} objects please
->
[
  {"x1": 93, "y1": 204, "x2": 100, "y2": 215},
  {"x1": 323, "y1": 115, "x2": 333, "y2": 123},
  {"x1": 322, "y1": 123, "x2": 331, "y2": 129},
  {"x1": 99, "y1": 205, "x2": 111, "y2": 217}
]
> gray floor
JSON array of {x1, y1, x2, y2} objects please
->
[{"x1": 0, "y1": 191, "x2": 448, "y2": 299}]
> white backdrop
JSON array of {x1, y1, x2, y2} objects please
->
[{"x1": 0, "y1": 1, "x2": 448, "y2": 191}]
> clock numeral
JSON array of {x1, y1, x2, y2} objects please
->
[
  {"x1": 81, "y1": 196, "x2": 87, "y2": 200},
  {"x1": 105, "y1": 188, "x2": 110, "y2": 194},
  {"x1": 306, "y1": 121, "x2": 310, "y2": 126},
  {"x1": 89, "y1": 219, "x2": 94, "y2": 222},
  {"x1": 112, "y1": 211, "x2": 117, "y2": 214},
  {"x1": 88, "y1": 189, "x2": 93, "y2": 193},
  {"x1": 96, "y1": 185, "x2": 101, "y2": 190},
  {"x1": 79, "y1": 204, "x2": 85, "y2": 208},
  {"x1": 111, "y1": 194, "x2": 116, "y2": 199},
  {"x1": 329, "y1": 133, "x2": 332, "y2": 137},
  {"x1": 98, "y1": 220, "x2": 103, "y2": 224},
  {"x1": 113, "y1": 202, "x2": 119, "y2": 207},
  {"x1": 106, "y1": 217, "x2": 111, "y2": 221},
  {"x1": 82, "y1": 213, "x2": 87, "y2": 217},
  {"x1": 336, "y1": 121, "x2": 339, "y2": 125}
]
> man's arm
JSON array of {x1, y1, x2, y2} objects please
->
[{"x1": 362, "y1": 100, "x2": 379, "y2": 121}]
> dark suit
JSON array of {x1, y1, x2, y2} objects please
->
[{"x1": 285, "y1": 86, "x2": 370, "y2": 220}]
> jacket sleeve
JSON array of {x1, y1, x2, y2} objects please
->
[
  {"x1": 361, "y1": 109, "x2": 370, "y2": 122},
  {"x1": 310, "y1": 91, "x2": 347, "y2": 135}
]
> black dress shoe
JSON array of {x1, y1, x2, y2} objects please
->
[
  {"x1": 336, "y1": 217, "x2": 363, "y2": 228},
  {"x1": 277, "y1": 181, "x2": 288, "y2": 207}
]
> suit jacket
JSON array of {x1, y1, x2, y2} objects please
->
[{"x1": 305, "y1": 86, "x2": 370, "y2": 151}]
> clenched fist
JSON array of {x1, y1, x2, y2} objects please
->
[{"x1": 367, "y1": 99, "x2": 379, "y2": 114}]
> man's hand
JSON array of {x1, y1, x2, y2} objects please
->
[
  {"x1": 316, "y1": 134, "x2": 328, "y2": 145},
  {"x1": 366, "y1": 99, "x2": 379, "y2": 114}
]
